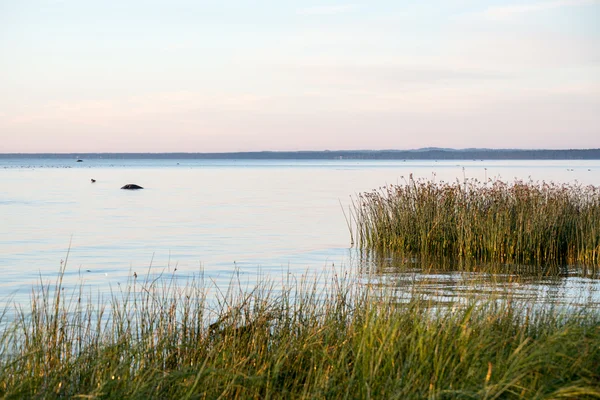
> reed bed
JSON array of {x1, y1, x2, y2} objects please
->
[
  {"x1": 0, "y1": 268, "x2": 598, "y2": 399},
  {"x1": 353, "y1": 177, "x2": 600, "y2": 268}
]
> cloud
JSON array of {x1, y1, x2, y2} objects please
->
[
  {"x1": 1, "y1": 91, "x2": 273, "y2": 127},
  {"x1": 481, "y1": 0, "x2": 599, "y2": 19},
  {"x1": 297, "y1": 4, "x2": 360, "y2": 15}
]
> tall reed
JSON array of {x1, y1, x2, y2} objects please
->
[
  {"x1": 353, "y1": 177, "x2": 600, "y2": 268},
  {"x1": 0, "y1": 268, "x2": 598, "y2": 399}
]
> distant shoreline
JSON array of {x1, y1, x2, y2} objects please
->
[{"x1": 1, "y1": 148, "x2": 600, "y2": 160}]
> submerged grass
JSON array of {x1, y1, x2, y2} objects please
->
[
  {"x1": 353, "y1": 177, "x2": 600, "y2": 269},
  {"x1": 0, "y1": 267, "x2": 599, "y2": 399}
]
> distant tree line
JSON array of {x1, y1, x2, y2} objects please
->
[{"x1": 2, "y1": 149, "x2": 600, "y2": 160}]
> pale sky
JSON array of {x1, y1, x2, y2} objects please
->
[{"x1": 1, "y1": 0, "x2": 598, "y2": 152}]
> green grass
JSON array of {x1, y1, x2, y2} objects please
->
[
  {"x1": 0, "y1": 267, "x2": 598, "y2": 399},
  {"x1": 353, "y1": 177, "x2": 600, "y2": 269}
]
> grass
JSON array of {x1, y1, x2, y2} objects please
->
[
  {"x1": 0, "y1": 266, "x2": 598, "y2": 399},
  {"x1": 353, "y1": 177, "x2": 600, "y2": 269}
]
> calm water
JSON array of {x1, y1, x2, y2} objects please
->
[{"x1": 1, "y1": 158, "x2": 599, "y2": 308}]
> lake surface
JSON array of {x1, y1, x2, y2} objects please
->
[{"x1": 1, "y1": 158, "x2": 600, "y2": 308}]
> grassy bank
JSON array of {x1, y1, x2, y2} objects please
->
[
  {"x1": 0, "y1": 269, "x2": 598, "y2": 399},
  {"x1": 353, "y1": 178, "x2": 600, "y2": 268}
]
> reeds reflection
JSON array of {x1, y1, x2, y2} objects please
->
[{"x1": 355, "y1": 249, "x2": 600, "y2": 309}]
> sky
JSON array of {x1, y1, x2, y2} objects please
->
[{"x1": 0, "y1": 0, "x2": 598, "y2": 153}]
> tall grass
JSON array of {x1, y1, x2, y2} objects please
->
[
  {"x1": 0, "y1": 268, "x2": 598, "y2": 399},
  {"x1": 353, "y1": 177, "x2": 600, "y2": 268}
]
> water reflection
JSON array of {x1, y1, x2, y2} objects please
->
[{"x1": 354, "y1": 250, "x2": 600, "y2": 309}]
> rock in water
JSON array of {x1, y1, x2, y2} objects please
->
[{"x1": 121, "y1": 184, "x2": 144, "y2": 190}]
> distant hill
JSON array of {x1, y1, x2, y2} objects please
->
[{"x1": 2, "y1": 149, "x2": 600, "y2": 160}]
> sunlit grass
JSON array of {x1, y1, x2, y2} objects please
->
[
  {"x1": 353, "y1": 177, "x2": 600, "y2": 269},
  {"x1": 0, "y1": 267, "x2": 598, "y2": 399}
]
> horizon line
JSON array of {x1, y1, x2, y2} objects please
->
[{"x1": 2, "y1": 147, "x2": 600, "y2": 155}]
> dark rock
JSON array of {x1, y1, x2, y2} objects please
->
[
  {"x1": 121, "y1": 184, "x2": 143, "y2": 190},
  {"x1": 91, "y1": 179, "x2": 96, "y2": 183},
  {"x1": 76, "y1": 159, "x2": 83, "y2": 162}
]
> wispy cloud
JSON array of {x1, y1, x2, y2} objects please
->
[
  {"x1": 297, "y1": 4, "x2": 360, "y2": 16},
  {"x1": 482, "y1": 0, "x2": 599, "y2": 19}
]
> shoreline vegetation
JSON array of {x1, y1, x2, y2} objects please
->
[
  {"x1": 1, "y1": 148, "x2": 600, "y2": 160},
  {"x1": 354, "y1": 178, "x2": 600, "y2": 271},
  {"x1": 0, "y1": 268, "x2": 599, "y2": 399},
  {"x1": 1, "y1": 178, "x2": 599, "y2": 398}
]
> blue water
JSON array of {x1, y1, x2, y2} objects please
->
[{"x1": 1, "y1": 158, "x2": 599, "y2": 308}]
